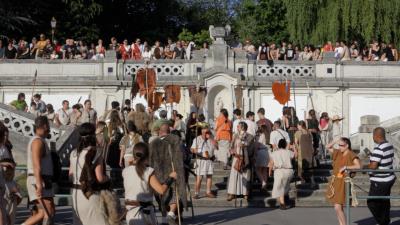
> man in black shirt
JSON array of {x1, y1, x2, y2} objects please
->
[{"x1": 5, "y1": 41, "x2": 17, "y2": 59}]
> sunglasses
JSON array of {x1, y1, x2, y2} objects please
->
[{"x1": 339, "y1": 144, "x2": 346, "y2": 147}]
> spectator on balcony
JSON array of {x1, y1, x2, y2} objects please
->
[
  {"x1": 293, "y1": 45, "x2": 300, "y2": 60},
  {"x1": 201, "y1": 42, "x2": 209, "y2": 59},
  {"x1": 131, "y1": 38, "x2": 142, "y2": 60},
  {"x1": 50, "y1": 50, "x2": 59, "y2": 60},
  {"x1": 334, "y1": 41, "x2": 343, "y2": 59},
  {"x1": 53, "y1": 39, "x2": 62, "y2": 55},
  {"x1": 312, "y1": 47, "x2": 322, "y2": 61},
  {"x1": 42, "y1": 39, "x2": 54, "y2": 59},
  {"x1": 390, "y1": 43, "x2": 399, "y2": 61},
  {"x1": 164, "y1": 47, "x2": 174, "y2": 59},
  {"x1": 340, "y1": 41, "x2": 351, "y2": 61},
  {"x1": 95, "y1": 39, "x2": 106, "y2": 59},
  {"x1": 0, "y1": 40, "x2": 4, "y2": 59},
  {"x1": 77, "y1": 40, "x2": 88, "y2": 55},
  {"x1": 285, "y1": 43, "x2": 295, "y2": 61},
  {"x1": 62, "y1": 39, "x2": 76, "y2": 59},
  {"x1": 44, "y1": 104, "x2": 56, "y2": 122},
  {"x1": 166, "y1": 38, "x2": 176, "y2": 51},
  {"x1": 243, "y1": 39, "x2": 256, "y2": 60},
  {"x1": 10, "y1": 93, "x2": 28, "y2": 112},
  {"x1": 299, "y1": 46, "x2": 312, "y2": 61},
  {"x1": 55, "y1": 100, "x2": 71, "y2": 127},
  {"x1": 151, "y1": 41, "x2": 164, "y2": 60},
  {"x1": 81, "y1": 99, "x2": 97, "y2": 125},
  {"x1": 32, "y1": 94, "x2": 46, "y2": 114},
  {"x1": 33, "y1": 34, "x2": 47, "y2": 58},
  {"x1": 381, "y1": 42, "x2": 394, "y2": 61},
  {"x1": 370, "y1": 41, "x2": 381, "y2": 61},
  {"x1": 17, "y1": 40, "x2": 30, "y2": 59},
  {"x1": 258, "y1": 42, "x2": 268, "y2": 60},
  {"x1": 119, "y1": 39, "x2": 131, "y2": 60},
  {"x1": 4, "y1": 40, "x2": 17, "y2": 59},
  {"x1": 173, "y1": 41, "x2": 185, "y2": 59},
  {"x1": 278, "y1": 41, "x2": 287, "y2": 60},
  {"x1": 323, "y1": 41, "x2": 334, "y2": 52},
  {"x1": 29, "y1": 37, "x2": 37, "y2": 58},
  {"x1": 87, "y1": 43, "x2": 96, "y2": 60},
  {"x1": 142, "y1": 45, "x2": 152, "y2": 60},
  {"x1": 269, "y1": 43, "x2": 279, "y2": 60},
  {"x1": 362, "y1": 46, "x2": 371, "y2": 61},
  {"x1": 350, "y1": 42, "x2": 360, "y2": 61}
]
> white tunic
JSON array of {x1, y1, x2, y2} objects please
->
[
  {"x1": 191, "y1": 136, "x2": 215, "y2": 176},
  {"x1": 69, "y1": 148, "x2": 109, "y2": 225},
  {"x1": 123, "y1": 166, "x2": 156, "y2": 225}
]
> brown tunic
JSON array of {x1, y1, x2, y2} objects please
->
[{"x1": 326, "y1": 150, "x2": 358, "y2": 205}]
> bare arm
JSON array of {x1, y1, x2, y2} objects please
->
[
  {"x1": 31, "y1": 139, "x2": 44, "y2": 196},
  {"x1": 149, "y1": 171, "x2": 177, "y2": 195},
  {"x1": 95, "y1": 158, "x2": 108, "y2": 183}
]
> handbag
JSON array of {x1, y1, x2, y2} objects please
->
[{"x1": 233, "y1": 155, "x2": 244, "y2": 172}]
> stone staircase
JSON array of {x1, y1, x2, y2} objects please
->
[{"x1": 186, "y1": 161, "x2": 400, "y2": 208}]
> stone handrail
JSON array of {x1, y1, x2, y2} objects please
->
[
  {"x1": 0, "y1": 103, "x2": 80, "y2": 165},
  {"x1": 0, "y1": 103, "x2": 61, "y2": 142}
]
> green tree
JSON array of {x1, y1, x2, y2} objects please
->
[
  {"x1": 178, "y1": 28, "x2": 194, "y2": 42},
  {"x1": 194, "y1": 30, "x2": 213, "y2": 46},
  {"x1": 234, "y1": 0, "x2": 289, "y2": 45}
]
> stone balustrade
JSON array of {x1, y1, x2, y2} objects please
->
[
  {"x1": 0, "y1": 59, "x2": 398, "y2": 86},
  {"x1": 0, "y1": 103, "x2": 61, "y2": 142}
]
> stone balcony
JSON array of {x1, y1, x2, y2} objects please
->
[{"x1": 0, "y1": 56, "x2": 399, "y2": 88}]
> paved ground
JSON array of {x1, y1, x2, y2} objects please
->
[{"x1": 14, "y1": 206, "x2": 400, "y2": 225}]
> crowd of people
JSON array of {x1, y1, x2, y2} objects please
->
[
  {"x1": 241, "y1": 39, "x2": 400, "y2": 62},
  {"x1": 0, "y1": 35, "x2": 202, "y2": 61},
  {"x1": 1, "y1": 33, "x2": 400, "y2": 62},
  {"x1": 0, "y1": 92, "x2": 395, "y2": 225}
]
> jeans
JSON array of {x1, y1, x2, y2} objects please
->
[{"x1": 367, "y1": 179, "x2": 395, "y2": 225}]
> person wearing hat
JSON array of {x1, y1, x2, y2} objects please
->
[{"x1": 123, "y1": 142, "x2": 177, "y2": 225}]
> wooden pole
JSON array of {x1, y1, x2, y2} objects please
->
[{"x1": 167, "y1": 145, "x2": 182, "y2": 225}]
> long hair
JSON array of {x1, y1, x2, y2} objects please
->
[
  {"x1": 340, "y1": 137, "x2": 352, "y2": 151},
  {"x1": 108, "y1": 110, "x2": 124, "y2": 137},
  {"x1": 77, "y1": 123, "x2": 97, "y2": 153},
  {"x1": 133, "y1": 142, "x2": 149, "y2": 180}
]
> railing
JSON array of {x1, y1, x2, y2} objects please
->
[
  {"x1": 345, "y1": 168, "x2": 400, "y2": 225},
  {"x1": 0, "y1": 103, "x2": 61, "y2": 142}
]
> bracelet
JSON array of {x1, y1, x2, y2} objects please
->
[{"x1": 164, "y1": 177, "x2": 175, "y2": 187}]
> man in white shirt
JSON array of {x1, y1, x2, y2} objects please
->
[
  {"x1": 232, "y1": 109, "x2": 244, "y2": 135},
  {"x1": 191, "y1": 127, "x2": 217, "y2": 199},
  {"x1": 244, "y1": 111, "x2": 257, "y2": 136},
  {"x1": 55, "y1": 100, "x2": 71, "y2": 127},
  {"x1": 270, "y1": 120, "x2": 290, "y2": 150}
]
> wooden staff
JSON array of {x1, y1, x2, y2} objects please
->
[
  {"x1": 31, "y1": 70, "x2": 38, "y2": 102},
  {"x1": 167, "y1": 144, "x2": 182, "y2": 225}
]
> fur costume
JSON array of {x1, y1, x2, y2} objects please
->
[
  {"x1": 127, "y1": 104, "x2": 151, "y2": 134},
  {"x1": 136, "y1": 68, "x2": 157, "y2": 98},
  {"x1": 149, "y1": 134, "x2": 187, "y2": 209},
  {"x1": 272, "y1": 80, "x2": 291, "y2": 105},
  {"x1": 147, "y1": 91, "x2": 163, "y2": 110},
  {"x1": 99, "y1": 190, "x2": 123, "y2": 225},
  {"x1": 164, "y1": 85, "x2": 181, "y2": 104},
  {"x1": 189, "y1": 86, "x2": 207, "y2": 110}
]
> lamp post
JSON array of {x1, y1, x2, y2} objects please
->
[{"x1": 50, "y1": 17, "x2": 57, "y2": 43}]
